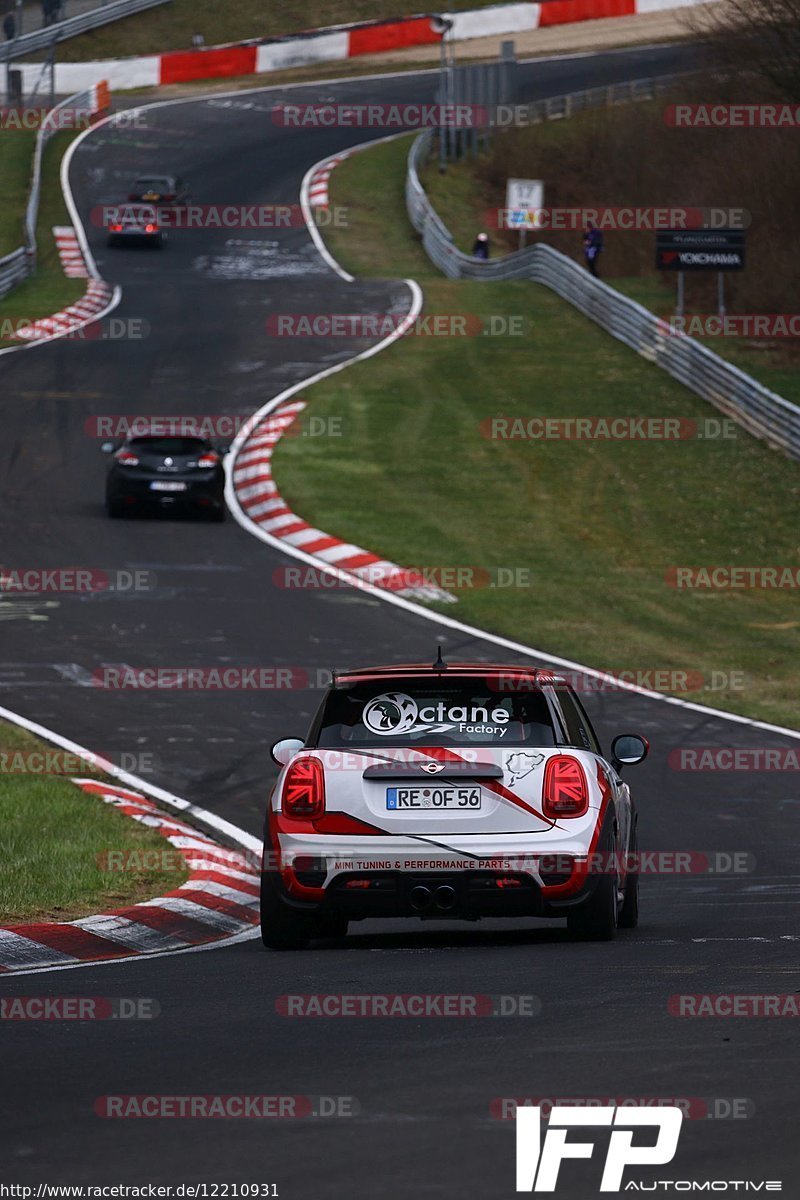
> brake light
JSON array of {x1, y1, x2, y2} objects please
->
[
  {"x1": 282, "y1": 756, "x2": 325, "y2": 819},
  {"x1": 115, "y1": 450, "x2": 139, "y2": 466},
  {"x1": 144, "y1": 224, "x2": 157, "y2": 233},
  {"x1": 109, "y1": 223, "x2": 123, "y2": 232},
  {"x1": 543, "y1": 755, "x2": 589, "y2": 818},
  {"x1": 197, "y1": 453, "x2": 219, "y2": 467}
]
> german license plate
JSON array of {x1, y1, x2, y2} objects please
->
[
  {"x1": 150, "y1": 481, "x2": 187, "y2": 492},
  {"x1": 386, "y1": 786, "x2": 481, "y2": 810}
]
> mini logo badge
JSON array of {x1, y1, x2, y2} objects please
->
[{"x1": 421, "y1": 762, "x2": 445, "y2": 774}]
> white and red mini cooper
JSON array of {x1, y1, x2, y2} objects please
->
[{"x1": 261, "y1": 659, "x2": 648, "y2": 949}]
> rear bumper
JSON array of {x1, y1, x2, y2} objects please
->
[
  {"x1": 266, "y1": 811, "x2": 615, "y2": 920},
  {"x1": 107, "y1": 230, "x2": 162, "y2": 245},
  {"x1": 107, "y1": 474, "x2": 224, "y2": 509},
  {"x1": 264, "y1": 866, "x2": 603, "y2": 922}
]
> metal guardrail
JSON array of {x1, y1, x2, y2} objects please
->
[
  {"x1": 406, "y1": 78, "x2": 800, "y2": 461},
  {"x1": 0, "y1": 246, "x2": 31, "y2": 299},
  {"x1": 0, "y1": 86, "x2": 95, "y2": 300},
  {"x1": 0, "y1": 0, "x2": 171, "y2": 64}
]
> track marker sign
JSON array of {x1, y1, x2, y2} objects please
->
[{"x1": 505, "y1": 178, "x2": 545, "y2": 248}]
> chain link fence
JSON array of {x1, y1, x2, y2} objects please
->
[{"x1": 406, "y1": 77, "x2": 800, "y2": 461}]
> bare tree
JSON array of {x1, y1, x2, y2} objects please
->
[{"x1": 691, "y1": 0, "x2": 800, "y2": 100}]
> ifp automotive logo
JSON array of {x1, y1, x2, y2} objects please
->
[
  {"x1": 516, "y1": 1105, "x2": 683, "y2": 1192},
  {"x1": 515, "y1": 1106, "x2": 783, "y2": 1192}
]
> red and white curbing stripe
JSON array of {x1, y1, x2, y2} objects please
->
[
  {"x1": 11, "y1": 226, "x2": 113, "y2": 342},
  {"x1": 306, "y1": 154, "x2": 350, "y2": 211},
  {"x1": 18, "y1": 0, "x2": 716, "y2": 92},
  {"x1": 0, "y1": 781, "x2": 260, "y2": 973},
  {"x1": 12, "y1": 277, "x2": 113, "y2": 342},
  {"x1": 54, "y1": 225, "x2": 88, "y2": 278},
  {"x1": 232, "y1": 400, "x2": 456, "y2": 603}
]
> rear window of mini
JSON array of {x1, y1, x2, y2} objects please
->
[{"x1": 310, "y1": 679, "x2": 558, "y2": 748}]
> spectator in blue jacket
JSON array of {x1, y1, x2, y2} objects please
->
[{"x1": 583, "y1": 223, "x2": 604, "y2": 278}]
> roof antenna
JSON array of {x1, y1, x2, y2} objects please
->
[{"x1": 433, "y1": 645, "x2": 448, "y2": 672}]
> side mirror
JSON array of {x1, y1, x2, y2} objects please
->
[
  {"x1": 271, "y1": 737, "x2": 304, "y2": 767},
  {"x1": 611, "y1": 734, "x2": 649, "y2": 768}
]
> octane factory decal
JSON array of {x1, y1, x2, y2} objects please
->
[
  {"x1": 506, "y1": 752, "x2": 545, "y2": 784},
  {"x1": 362, "y1": 692, "x2": 511, "y2": 738}
]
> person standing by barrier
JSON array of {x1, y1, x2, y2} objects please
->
[
  {"x1": 3, "y1": 10, "x2": 16, "y2": 39},
  {"x1": 473, "y1": 232, "x2": 489, "y2": 261},
  {"x1": 583, "y1": 223, "x2": 603, "y2": 278}
]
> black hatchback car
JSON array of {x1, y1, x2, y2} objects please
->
[{"x1": 104, "y1": 436, "x2": 226, "y2": 520}]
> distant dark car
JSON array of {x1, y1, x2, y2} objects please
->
[
  {"x1": 105, "y1": 436, "x2": 226, "y2": 520},
  {"x1": 128, "y1": 175, "x2": 190, "y2": 205},
  {"x1": 107, "y1": 203, "x2": 163, "y2": 248}
]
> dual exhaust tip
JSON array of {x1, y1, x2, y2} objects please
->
[{"x1": 409, "y1": 884, "x2": 457, "y2": 913}]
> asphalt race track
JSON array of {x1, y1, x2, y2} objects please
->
[{"x1": 2, "y1": 43, "x2": 798, "y2": 1198}]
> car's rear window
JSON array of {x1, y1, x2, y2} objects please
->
[
  {"x1": 312, "y1": 680, "x2": 557, "y2": 748},
  {"x1": 134, "y1": 177, "x2": 172, "y2": 190},
  {"x1": 129, "y1": 437, "x2": 208, "y2": 455}
]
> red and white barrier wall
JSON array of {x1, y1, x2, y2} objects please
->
[{"x1": 18, "y1": 0, "x2": 713, "y2": 93}]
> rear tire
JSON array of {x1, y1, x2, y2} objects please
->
[
  {"x1": 260, "y1": 871, "x2": 313, "y2": 951},
  {"x1": 618, "y1": 821, "x2": 639, "y2": 930},
  {"x1": 567, "y1": 834, "x2": 620, "y2": 941},
  {"x1": 106, "y1": 499, "x2": 125, "y2": 518}
]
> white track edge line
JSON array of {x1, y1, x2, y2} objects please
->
[{"x1": 0, "y1": 703, "x2": 261, "y2": 853}]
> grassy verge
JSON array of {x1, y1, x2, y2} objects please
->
[
  {"x1": 271, "y1": 134, "x2": 800, "y2": 730},
  {"x1": 419, "y1": 141, "x2": 800, "y2": 406},
  {"x1": 0, "y1": 130, "x2": 87, "y2": 348},
  {"x1": 0, "y1": 719, "x2": 188, "y2": 924},
  {"x1": 0, "y1": 130, "x2": 36, "y2": 258},
  {"x1": 56, "y1": 0, "x2": 498, "y2": 61}
]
